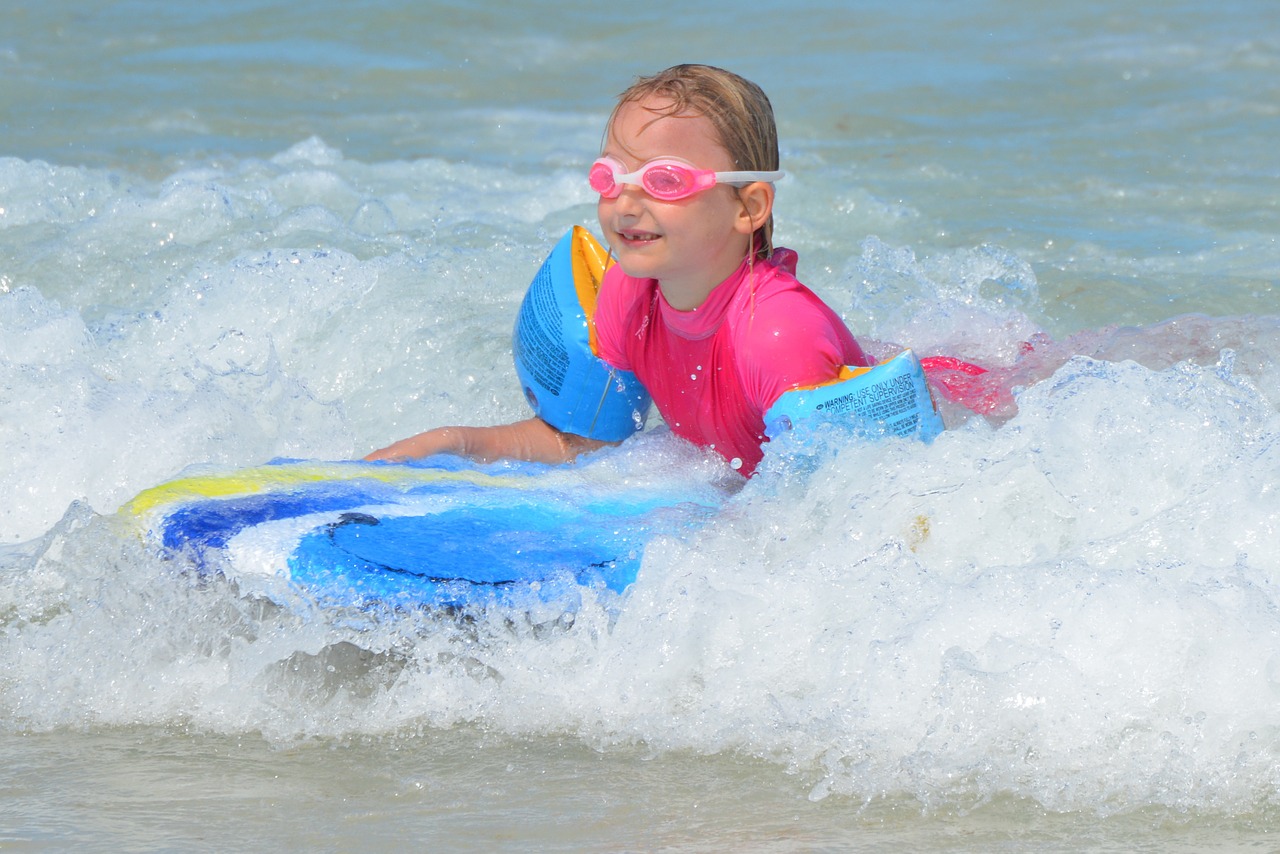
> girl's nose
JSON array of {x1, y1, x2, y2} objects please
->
[{"x1": 611, "y1": 184, "x2": 646, "y2": 214}]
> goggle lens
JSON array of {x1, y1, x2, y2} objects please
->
[
  {"x1": 588, "y1": 160, "x2": 620, "y2": 197},
  {"x1": 641, "y1": 163, "x2": 695, "y2": 199}
]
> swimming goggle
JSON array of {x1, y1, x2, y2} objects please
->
[{"x1": 589, "y1": 156, "x2": 784, "y2": 201}]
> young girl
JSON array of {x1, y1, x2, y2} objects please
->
[{"x1": 366, "y1": 64, "x2": 869, "y2": 475}]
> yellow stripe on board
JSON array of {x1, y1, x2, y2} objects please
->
[{"x1": 122, "y1": 463, "x2": 529, "y2": 519}]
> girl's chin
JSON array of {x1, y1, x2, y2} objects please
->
[
  {"x1": 612, "y1": 259, "x2": 653, "y2": 279},
  {"x1": 610, "y1": 243, "x2": 664, "y2": 274}
]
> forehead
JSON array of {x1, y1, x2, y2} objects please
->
[{"x1": 605, "y1": 96, "x2": 730, "y2": 168}]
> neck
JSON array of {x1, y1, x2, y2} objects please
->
[{"x1": 657, "y1": 250, "x2": 752, "y2": 312}]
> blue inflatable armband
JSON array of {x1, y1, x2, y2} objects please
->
[
  {"x1": 764, "y1": 349, "x2": 944, "y2": 441},
  {"x1": 513, "y1": 226, "x2": 652, "y2": 441}
]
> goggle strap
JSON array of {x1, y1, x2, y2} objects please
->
[{"x1": 712, "y1": 170, "x2": 786, "y2": 185}]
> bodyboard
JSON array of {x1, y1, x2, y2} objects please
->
[{"x1": 122, "y1": 458, "x2": 722, "y2": 612}]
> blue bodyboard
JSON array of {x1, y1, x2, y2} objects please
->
[{"x1": 123, "y1": 458, "x2": 721, "y2": 612}]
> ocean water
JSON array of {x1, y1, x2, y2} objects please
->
[{"x1": 3, "y1": 0, "x2": 1279, "y2": 849}]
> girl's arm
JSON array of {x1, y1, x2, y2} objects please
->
[{"x1": 364, "y1": 418, "x2": 611, "y2": 465}]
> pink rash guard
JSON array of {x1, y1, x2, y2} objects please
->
[{"x1": 593, "y1": 248, "x2": 869, "y2": 475}]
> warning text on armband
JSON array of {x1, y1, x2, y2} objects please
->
[
  {"x1": 515, "y1": 264, "x2": 571, "y2": 395},
  {"x1": 815, "y1": 373, "x2": 921, "y2": 436}
]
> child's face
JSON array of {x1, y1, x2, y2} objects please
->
[{"x1": 597, "y1": 94, "x2": 757, "y2": 310}]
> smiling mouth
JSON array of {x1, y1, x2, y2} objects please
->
[{"x1": 618, "y1": 229, "x2": 660, "y2": 245}]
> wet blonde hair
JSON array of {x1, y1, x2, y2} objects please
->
[{"x1": 606, "y1": 64, "x2": 780, "y2": 259}]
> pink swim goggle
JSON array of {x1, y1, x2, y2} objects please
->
[{"x1": 589, "y1": 156, "x2": 784, "y2": 202}]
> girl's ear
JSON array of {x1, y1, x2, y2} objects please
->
[{"x1": 734, "y1": 181, "x2": 775, "y2": 236}]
